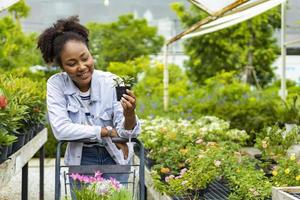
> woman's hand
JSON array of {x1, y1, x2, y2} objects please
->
[
  {"x1": 115, "y1": 143, "x2": 129, "y2": 159},
  {"x1": 121, "y1": 89, "x2": 137, "y2": 130},
  {"x1": 120, "y1": 89, "x2": 136, "y2": 118}
]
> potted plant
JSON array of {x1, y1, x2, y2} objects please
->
[
  {"x1": 0, "y1": 128, "x2": 17, "y2": 163},
  {"x1": 113, "y1": 76, "x2": 135, "y2": 101},
  {"x1": 70, "y1": 171, "x2": 131, "y2": 200}
]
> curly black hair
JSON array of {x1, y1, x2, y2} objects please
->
[{"x1": 37, "y1": 16, "x2": 89, "y2": 66}]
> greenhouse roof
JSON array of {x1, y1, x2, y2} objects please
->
[
  {"x1": 167, "y1": 0, "x2": 286, "y2": 44},
  {"x1": 0, "y1": 0, "x2": 19, "y2": 11}
]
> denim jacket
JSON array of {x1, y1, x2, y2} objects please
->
[{"x1": 47, "y1": 70, "x2": 141, "y2": 165}]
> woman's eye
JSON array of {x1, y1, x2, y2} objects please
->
[
  {"x1": 67, "y1": 62, "x2": 76, "y2": 67},
  {"x1": 82, "y1": 57, "x2": 88, "y2": 61}
]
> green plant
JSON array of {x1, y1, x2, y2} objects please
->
[
  {"x1": 70, "y1": 172, "x2": 131, "y2": 200},
  {"x1": 113, "y1": 76, "x2": 135, "y2": 87},
  {"x1": 271, "y1": 154, "x2": 300, "y2": 187},
  {"x1": 280, "y1": 95, "x2": 300, "y2": 124},
  {"x1": 87, "y1": 14, "x2": 164, "y2": 70},
  {"x1": 255, "y1": 125, "x2": 299, "y2": 158},
  {"x1": 0, "y1": 128, "x2": 17, "y2": 146}
]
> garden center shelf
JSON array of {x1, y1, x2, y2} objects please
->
[
  {"x1": 0, "y1": 128, "x2": 47, "y2": 200},
  {"x1": 273, "y1": 187, "x2": 300, "y2": 200}
]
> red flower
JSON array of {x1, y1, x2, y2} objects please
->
[{"x1": 0, "y1": 95, "x2": 8, "y2": 109}]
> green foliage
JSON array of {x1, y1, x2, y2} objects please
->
[
  {"x1": 271, "y1": 155, "x2": 300, "y2": 187},
  {"x1": 107, "y1": 56, "x2": 149, "y2": 82},
  {"x1": 225, "y1": 158, "x2": 272, "y2": 200},
  {"x1": 0, "y1": 16, "x2": 43, "y2": 71},
  {"x1": 134, "y1": 62, "x2": 189, "y2": 119},
  {"x1": 0, "y1": 74, "x2": 46, "y2": 133},
  {"x1": 8, "y1": 0, "x2": 30, "y2": 20},
  {"x1": 255, "y1": 125, "x2": 299, "y2": 158},
  {"x1": 0, "y1": 127, "x2": 17, "y2": 146},
  {"x1": 279, "y1": 96, "x2": 300, "y2": 124},
  {"x1": 87, "y1": 14, "x2": 164, "y2": 70},
  {"x1": 171, "y1": 3, "x2": 280, "y2": 86}
]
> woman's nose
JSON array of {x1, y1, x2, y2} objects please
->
[{"x1": 78, "y1": 62, "x2": 87, "y2": 71}]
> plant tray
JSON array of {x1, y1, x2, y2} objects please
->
[
  {"x1": 173, "y1": 180, "x2": 230, "y2": 200},
  {"x1": 272, "y1": 187, "x2": 300, "y2": 200}
]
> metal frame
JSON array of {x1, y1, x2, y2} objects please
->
[{"x1": 54, "y1": 138, "x2": 145, "y2": 200}]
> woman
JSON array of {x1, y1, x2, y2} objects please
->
[{"x1": 37, "y1": 16, "x2": 141, "y2": 181}]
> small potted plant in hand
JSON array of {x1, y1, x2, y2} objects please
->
[{"x1": 113, "y1": 76, "x2": 135, "y2": 101}]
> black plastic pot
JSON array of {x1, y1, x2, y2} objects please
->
[
  {"x1": 29, "y1": 129, "x2": 34, "y2": 140},
  {"x1": 0, "y1": 145, "x2": 8, "y2": 164},
  {"x1": 12, "y1": 134, "x2": 25, "y2": 152},
  {"x1": 7, "y1": 143, "x2": 13, "y2": 156},
  {"x1": 35, "y1": 124, "x2": 45, "y2": 135},
  {"x1": 115, "y1": 86, "x2": 131, "y2": 101},
  {"x1": 24, "y1": 132, "x2": 30, "y2": 144}
]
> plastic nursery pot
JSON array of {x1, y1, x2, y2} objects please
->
[
  {"x1": 7, "y1": 143, "x2": 13, "y2": 156},
  {"x1": 0, "y1": 145, "x2": 8, "y2": 164},
  {"x1": 115, "y1": 86, "x2": 131, "y2": 101},
  {"x1": 12, "y1": 133, "x2": 25, "y2": 152}
]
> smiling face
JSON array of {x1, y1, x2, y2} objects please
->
[{"x1": 60, "y1": 40, "x2": 94, "y2": 92}]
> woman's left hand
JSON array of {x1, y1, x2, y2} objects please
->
[{"x1": 120, "y1": 89, "x2": 136, "y2": 118}]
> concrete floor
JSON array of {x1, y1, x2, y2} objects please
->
[{"x1": 0, "y1": 158, "x2": 59, "y2": 200}]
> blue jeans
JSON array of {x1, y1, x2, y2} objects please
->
[{"x1": 69, "y1": 146, "x2": 129, "y2": 199}]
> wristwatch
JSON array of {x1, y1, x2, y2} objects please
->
[{"x1": 106, "y1": 126, "x2": 113, "y2": 137}]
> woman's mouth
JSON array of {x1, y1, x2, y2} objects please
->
[{"x1": 79, "y1": 71, "x2": 90, "y2": 79}]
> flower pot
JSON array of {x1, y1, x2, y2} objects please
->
[
  {"x1": 115, "y1": 86, "x2": 131, "y2": 101},
  {"x1": 7, "y1": 143, "x2": 13, "y2": 156},
  {"x1": 24, "y1": 132, "x2": 30, "y2": 144},
  {"x1": 29, "y1": 128, "x2": 34, "y2": 140},
  {"x1": 12, "y1": 134, "x2": 25, "y2": 152},
  {"x1": 0, "y1": 145, "x2": 8, "y2": 164},
  {"x1": 35, "y1": 124, "x2": 44, "y2": 135}
]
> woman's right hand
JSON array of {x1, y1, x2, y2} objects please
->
[{"x1": 101, "y1": 127, "x2": 118, "y2": 137}]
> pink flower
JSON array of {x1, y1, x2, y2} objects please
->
[
  {"x1": 109, "y1": 177, "x2": 121, "y2": 190},
  {"x1": 83, "y1": 176, "x2": 92, "y2": 183},
  {"x1": 70, "y1": 173, "x2": 81, "y2": 181},
  {"x1": 180, "y1": 168, "x2": 187, "y2": 176},
  {"x1": 94, "y1": 171, "x2": 103, "y2": 178},
  {"x1": 165, "y1": 175, "x2": 175, "y2": 182}
]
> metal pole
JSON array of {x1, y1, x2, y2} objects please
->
[
  {"x1": 22, "y1": 163, "x2": 28, "y2": 200},
  {"x1": 55, "y1": 142, "x2": 62, "y2": 200},
  {"x1": 280, "y1": 1, "x2": 287, "y2": 101},
  {"x1": 39, "y1": 145, "x2": 45, "y2": 200},
  {"x1": 163, "y1": 44, "x2": 169, "y2": 111}
]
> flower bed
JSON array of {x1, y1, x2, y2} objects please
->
[{"x1": 139, "y1": 116, "x2": 300, "y2": 200}]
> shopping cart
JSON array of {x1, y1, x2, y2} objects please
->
[{"x1": 54, "y1": 137, "x2": 145, "y2": 200}]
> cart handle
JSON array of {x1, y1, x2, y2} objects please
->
[{"x1": 59, "y1": 137, "x2": 140, "y2": 144}]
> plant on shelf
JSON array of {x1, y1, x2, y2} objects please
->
[
  {"x1": 113, "y1": 76, "x2": 135, "y2": 101},
  {"x1": 69, "y1": 171, "x2": 131, "y2": 200},
  {"x1": 0, "y1": 128, "x2": 17, "y2": 147}
]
